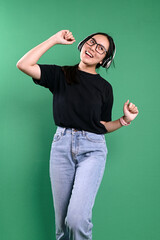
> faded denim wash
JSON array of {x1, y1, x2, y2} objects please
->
[{"x1": 49, "y1": 126, "x2": 108, "y2": 240}]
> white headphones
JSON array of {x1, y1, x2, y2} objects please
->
[{"x1": 77, "y1": 32, "x2": 116, "y2": 69}]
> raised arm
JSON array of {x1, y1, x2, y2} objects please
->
[{"x1": 16, "y1": 30, "x2": 76, "y2": 79}]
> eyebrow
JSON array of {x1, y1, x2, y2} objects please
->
[{"x1": 92, "y1": 37, "x2": 106, "y2": 50}]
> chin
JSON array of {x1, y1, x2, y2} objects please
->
[
  {"x1": 80, "y1": 58, "x2": 97, "y2": 67},
  {"x1": 81, "y1": 61, "x2": 96, "y2": 68}
]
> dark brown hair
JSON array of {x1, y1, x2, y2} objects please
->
[{"x1": 61, "y1": 63, "x2": 80, "y2": 85}]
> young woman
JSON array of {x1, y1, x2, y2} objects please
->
[{"x1": 17, "y1": 30, "x2": 139, "y2": 240}]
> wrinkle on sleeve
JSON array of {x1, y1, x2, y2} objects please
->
[
  {"x1": 101, "y1": 83, "x2": 114, "y2": 122},
  {"x1": 32, "y1": 64, "x2": 61, "y2": 94}
]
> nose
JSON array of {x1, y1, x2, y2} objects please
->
[{"x1": 89, "y1": 44, "x2": 96, "y2": 52}]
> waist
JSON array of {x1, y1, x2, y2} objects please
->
[{"x1": 56, "y1": 126, "x2": 105, "y2": 136}]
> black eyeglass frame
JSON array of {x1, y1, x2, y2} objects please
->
[{"x1": 85, "y1": 37, "x2": 108, "y2": 55}]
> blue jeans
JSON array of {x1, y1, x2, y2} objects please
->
[{"x1": 49, "y1": 126, "x2": 108, "y2": 240}]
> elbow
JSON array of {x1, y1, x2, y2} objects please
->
[
  {"x1": 16, "y1": 61, "x2": 25, "y2": 70},
  {"x1": 106, "y1": 128, "x2": 110, "y2": 133},
  {"x1": 16, "y1": 61, "x2": 21, "y2": 69}
]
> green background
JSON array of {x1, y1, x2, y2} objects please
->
[{"x1": 1, "y1": 0, "x2": 160, "y2": 239}]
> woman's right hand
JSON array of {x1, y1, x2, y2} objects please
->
[{"x1": 52, "y1": 30, "x2": 76, "y2": 45}]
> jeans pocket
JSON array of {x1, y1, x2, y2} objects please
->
[
  {"x1": 53, "y1": 131, "x2": 63, "y2": 142},
  {"x1": 85, "y1": 132, "x2": 105, "y2": 143}
]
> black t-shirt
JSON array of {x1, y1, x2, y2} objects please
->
[{"x1": 32, "y1": 64, "x2": 113, "y2": 134}]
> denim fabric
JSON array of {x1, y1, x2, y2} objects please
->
[{"x1": 49, "y1": 126, "x2": 108, "y2": 240}]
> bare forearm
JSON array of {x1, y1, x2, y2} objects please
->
[
  {"x1": 100, "y1": 100, "x2": 139, "y2": 133},
  {"x1": 16, "y1": 36, "x2": 58, "y2": 67},
  {"x1": 105, "y1": 116, "x2": 130, "y2": 133}
]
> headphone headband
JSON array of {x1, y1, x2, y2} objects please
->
[{"x1": 77, "y1": 32, "x2": 116, "y2": 69}]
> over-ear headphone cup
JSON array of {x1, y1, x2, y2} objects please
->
[
  {"x1": 102, "y1": 59, "x2": 111, "y2": 68},
  {"x1": 106, "y1": 60, "x2": 112, "y2": 68}
]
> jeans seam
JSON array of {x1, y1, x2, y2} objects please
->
[{"x1": 86, "y1": 161, "x2": 106, "y2": 235}]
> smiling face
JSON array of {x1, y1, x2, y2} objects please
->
[{"x1": 79, "y1": 34, "x2": 110, "y2": 72}]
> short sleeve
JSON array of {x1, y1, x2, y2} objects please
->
[
  {"x1": 101, "y1": 84, "x2": 114, "y2": 122},
  {"x1": 32, "y1": 64, "x2": 61, "y2": 94}
]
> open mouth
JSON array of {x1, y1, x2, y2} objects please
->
[{"x1": 85, "y1": 50, "x2": 93, "y2": 58}]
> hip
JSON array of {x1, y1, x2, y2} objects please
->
[{"x1": 51, "y1": 126, "x2": 108, "y2": 156}]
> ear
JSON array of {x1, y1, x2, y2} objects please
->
[{"x1": 100, "y1": 61, "x2": 102, "y2": 64}]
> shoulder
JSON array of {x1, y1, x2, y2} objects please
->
[
  {"x1": 53, "y1": 64, "x2": 65, "y2": 74},
  {"x1": 98, "y1": 75, "x2": 113, "y2": 91},
  {"x1": 39, "y1": 64, "x2": 64, "y2": 76},
  {"x1": 38, "y1": 63, "x2": 62, "y2": 70}
]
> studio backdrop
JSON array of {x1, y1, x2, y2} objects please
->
[{"x1": 1, "y1": 0, "x2": 160, "y2": 240}]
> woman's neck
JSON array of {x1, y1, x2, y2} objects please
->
[{"x1": 78, "y1": 63, "x2": 97, "y2": 75}]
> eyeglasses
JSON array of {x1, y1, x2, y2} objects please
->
[{"x1": 85, "y1": 37, "x2": 108, "y2": 55}]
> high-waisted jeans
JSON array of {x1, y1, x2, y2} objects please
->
[{"x1": 49, "y1": 126, "x2": 108, "y2": 240}]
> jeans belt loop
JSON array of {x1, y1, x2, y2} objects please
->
[
  {"x1": 82, "y1": 130, "x2": 85, "y2": 136},
  {"x1": 62, "y1": 127, "x2": 67, "y2": 136}
]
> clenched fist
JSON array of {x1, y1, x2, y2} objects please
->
[
  {"x1": 53, "y1": 30, "x2": 76, "y2": 45},
  {"x1": 123, "y1": 100, "x2": 139, "y2": 122}
]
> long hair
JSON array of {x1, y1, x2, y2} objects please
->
[
  {"x1": 61, "y1": 33, "x2": 115, "y2": 85},
  {"x1": 61, "y1": 63, "x2": 80, "y2": 85}
]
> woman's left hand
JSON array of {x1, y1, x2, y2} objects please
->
[{"x1": 123, "y1": 100, "x2": 139, "y2": 122}]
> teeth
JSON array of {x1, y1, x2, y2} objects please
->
[{"x1": 85, "y1": 51, "x2": 93, "y2": 58}]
